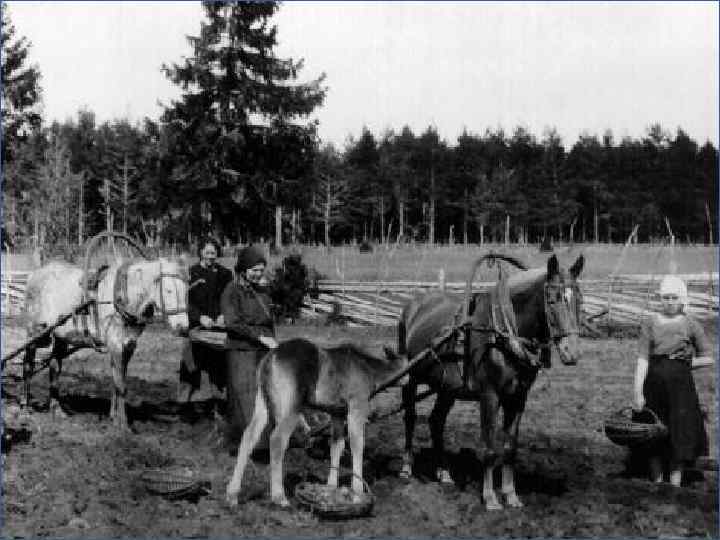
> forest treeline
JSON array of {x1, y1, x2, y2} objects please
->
[{"x1": 3, "y1": 1, "x2": 717, "y2": 253}]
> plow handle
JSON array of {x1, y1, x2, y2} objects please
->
[
  {"x1": 370, "y1": 328, "x2": 457, "y2": 398},
  {"x1": 1, "y1": 300, "x2": 95, "y2": 371}
]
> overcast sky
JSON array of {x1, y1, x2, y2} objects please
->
[{"x1": 6, "y1": 1, "x2": 719, "y2": 148}]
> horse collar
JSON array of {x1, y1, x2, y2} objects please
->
[{"x1": 113, "y1": 260, "x2": 143, "y2": 325}]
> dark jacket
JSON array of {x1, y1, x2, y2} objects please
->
[
  {"x1": 188, "y1": 263, "x2": 233, "y2": 328},
  {"x1": 221, "y1": 278, "x2": 275, "y2": 350}
]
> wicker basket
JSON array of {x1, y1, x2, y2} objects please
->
[
  {"x1": 188, "y1": 329, "x2": 228, "y2": 351},
  {"x1": 604, "y1": 407, "x2": 668, "y2": 447},
  {"x1": 139, "y1": 464, "x2": 210, "y2": 500},
  {"x1": 294, "y1": 475, "x2": 374, "y2": 519}
]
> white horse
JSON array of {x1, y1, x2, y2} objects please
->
[{"x1": 22, "y1": 257, "x2": 189, "y2": 430}]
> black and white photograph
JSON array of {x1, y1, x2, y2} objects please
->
[{"x1": 1, "y1": 1, "x2": 718, "y2": 537}]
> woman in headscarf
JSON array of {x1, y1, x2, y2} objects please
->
[
  {"x1": 221, "y1": 245, "x2": 277, "y2": 450},
  {"x1": 178, "y1": 237, "x2": 233, "y2": 412},
  {"x1": 633, "y1": 274, "x2": 714, "y2": 486}
]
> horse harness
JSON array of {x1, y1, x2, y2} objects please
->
[
  {"x1": 75, "y1": 259, "x2": 187, "y2": 348},
  {"x1": 427, "y1": 276, "x2": 578, "y2": 393}
]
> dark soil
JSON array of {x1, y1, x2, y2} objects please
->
[{"x1": 2, "y1": 323, "x2": 717, "y2": 538}]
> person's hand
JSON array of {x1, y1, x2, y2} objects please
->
[
  {"x1": 259, "y1": 336, "x2": 279, "y2": 349},
  {"x1": 199, "y1": 315, "x2": 214, "y2": 329},
  {"x1": 215, "y1": 315, "x2": 225, "y2": 328}
]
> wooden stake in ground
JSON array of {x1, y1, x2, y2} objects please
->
[
  {"x1": 664, "y1": 217, "x2": 677, "y2": 274},
  {"x1": 606, "y1": 224, "x2": 639, "y2": 326},
  {"x1": 705, "y1": 202, "x2": 714, "y2": 246},
  {"x1": 275, "y1": 205, "x2": 282, "y2": 248}
]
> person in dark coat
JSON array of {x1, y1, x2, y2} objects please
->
[
  {"x1": 178, "y1": 237, "x2": 233, "y2": 409},
  {"x1": 221, "y1": 245, "x2": 277, "y2": 450},
  {"x1": 633, "y1": 275, "x2": 714, "y2": 486}
]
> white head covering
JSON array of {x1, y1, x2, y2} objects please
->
[{"x1": 659, "y1": 274, "x2": 689, "y2": 311}]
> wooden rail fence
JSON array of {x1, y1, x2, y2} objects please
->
[{"x1": 3, "y1": 271, "x2": 718, "y2": 327}]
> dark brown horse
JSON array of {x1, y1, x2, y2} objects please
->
[{"x1": 399, "y1": 252, "x2": 584, "y2": 510}]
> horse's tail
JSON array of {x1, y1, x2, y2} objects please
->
[{"x1": 462, "y1": 253, "x2": 528, "y2": 322}]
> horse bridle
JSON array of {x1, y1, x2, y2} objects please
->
[
  {"x1": 154, "y1": 260, "x2": 189, "y2": 320},
  {"x1": 543, "y1": 279, "x2": 581, "y2": 343},
  {"x1": 107, "y1": 260, "x2": 188, "y2": 324}
]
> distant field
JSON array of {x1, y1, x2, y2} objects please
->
[
  {"x1": 3, "y1": 243, "x2": 717, "y2": 282},
  {"x1": 274, "y1": 243, "x2": 718, "y2": 282},
  {"x1": 246, "y1": 243, "x2": 718, "y2": 283}
]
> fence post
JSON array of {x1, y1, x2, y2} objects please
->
[{"x1": 606, "y1": 224, "x2": 639, "y2": 325}]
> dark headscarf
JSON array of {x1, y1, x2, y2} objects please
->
[{"x1": 235, "y1": 245, "x2": 267, "y2": 273}]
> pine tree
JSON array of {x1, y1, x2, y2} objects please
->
[
  {"x1": 2, "y1": 2, "x2": 43, "y2": 244},
  {"x1": 1, "y1": 2, "x2": 42, "y2": 164},
  {"x1": 309, "y1": 144, "x2": 348, "y2": 247},
  {"x1": 159, "y1": 0, "x2": 326, "y2": 242}
]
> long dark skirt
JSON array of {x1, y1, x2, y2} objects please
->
[
  {"x1": 643, "y1": 356, "x2": 708, "y2": 464},
  {"x1": 226, "y1": 348, "x2": 269, "y2": 450},
  {"x1": 178, "y1": 341, "x2": 226, "y2": 402}
]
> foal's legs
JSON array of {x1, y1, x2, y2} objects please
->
[
  {"x1": 269, "y1": 412, "x2": 300, "y2": 507},
  {"x1": 400, "y1": 379, "x2": 418, "y2": 479},
  {"x1": 328, "y1": 416, "x2": 346, "y2": 487},
  {"x1": 429, "y1": 390, "x2": 456, "y2": 484},
  {"x1": 226, "y1": 388, "x2": 270, "y2": 506}
]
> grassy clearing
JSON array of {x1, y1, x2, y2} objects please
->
[
  {"x1": 4, "y1": 243, "x2": 717, "y2": 282},
  {"x1": 229, "y1": 243, "x2": 718, "y2": 282}
]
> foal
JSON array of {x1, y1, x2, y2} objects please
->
[{"x1": 226, "y1": 338, "x2": 407, "y2": 507}]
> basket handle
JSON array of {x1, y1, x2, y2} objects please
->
[
  {"x1": 620, "y1": 405, "x2": 661, "y2": 424},
  {"x1": 640, "y1": 406, "x2": 661, "y2": 424},
  {"x1": 328, "y1": 466, "x2": 373, "y2": 496}
]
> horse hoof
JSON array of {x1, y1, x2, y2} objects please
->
[
  {"x1": 399, "y1": 466, "x2": 412, "y2": 481},
  {"x1": 503, "y1": 493, "x2": 524, "y2": 508},
  {"x1": 436, "y1": 468, "x2": 453, "y2": 485},
  {"x1": 225, "y1": 491, "x2": 239, "y2": 508},
  {"x1": 113, "y1": 424, "x2": 133, "y2": 435},
  {"x1": 271, "y1": 495, "x2": 291, "y2": 508},
  {"x1": 49, "y1": 402, "x2": 68, "y2": 419},
  {"x1": 484, "y1": 495, "x2": 503, "y2": 511}
]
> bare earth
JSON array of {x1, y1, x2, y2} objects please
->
[{"x1": 1, "y1": 321, "x2": 717, "y2": 538}]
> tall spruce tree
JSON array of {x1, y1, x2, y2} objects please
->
[
  {"x1": 1, "y1": 2, "x2": 42, "y2": 165},
  {"x1": 160, "y1": 0, "x2": 326, "y2": 242},
  {"x1": 2, "y1": 2, "x2": 43, "y2": 244}
]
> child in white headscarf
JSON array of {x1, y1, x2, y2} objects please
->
[{"x1": 633, "y1": 275, "x2": 714, "y2": 486}]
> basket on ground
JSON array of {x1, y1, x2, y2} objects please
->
[
  {"x1": 604, "y1": 406, "x2": 668, "y2": 447},
  {"x1": 294, "y1": 478, "x2": 374, "y2": 519},
  {"x1": 139, "y1": 464, "x2": 210, "y2": 500}
]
